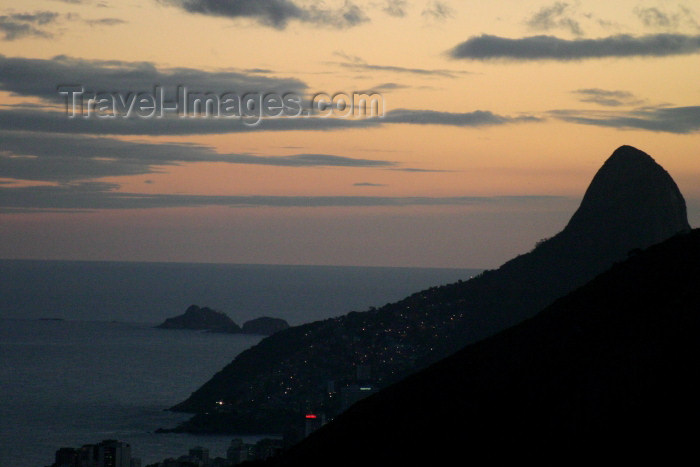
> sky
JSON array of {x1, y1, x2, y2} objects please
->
[{"x1": 1, "y1": 0, "x2": 699, "y2": 268}]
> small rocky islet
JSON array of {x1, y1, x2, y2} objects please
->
[{"x1": 156, "y1": 305, "x2": 289, "y2": 336}]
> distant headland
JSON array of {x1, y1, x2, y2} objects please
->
[{"x1": 156, "y1": 305, "x2": 289, "y2": 336}]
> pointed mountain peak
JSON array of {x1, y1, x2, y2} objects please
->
[
  {"x1": 597, "y1": 145, "x2": 660, "y2": 174},
  {"x1": 609, "y1": 144, "x2": 654, "y2": 160},
  {"x1": 562, "y1": 145, "x2": 690, "y2": 251}
]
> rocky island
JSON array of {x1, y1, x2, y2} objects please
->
[{"x1": 156, "y1": 305, "x2": 289, "y2": 336}]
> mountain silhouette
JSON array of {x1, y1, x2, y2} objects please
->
[
  {"x1": 273, "y1": 228, "x2": 700, "y2": 465},
  {"x1": 459, "y1": 144, "x2": 691, "y2": 341},
  {"x1": 168, "y1": 145, "x2": 691, "y2": 434},
  {"x1": 561, "y1": 144, "x2": 689, "y2": 257}
]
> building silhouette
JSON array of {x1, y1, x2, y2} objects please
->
[{"x1": 51, "y1": 440, "x2": 139, "y2": 467}]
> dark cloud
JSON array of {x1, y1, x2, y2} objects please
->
[
  {"x1": 635, "y1": 6, "x2": 700, "y2": 32},
  {"x1": 637, "y1": 7, "x2": 675, "y2": 29},
  {"x1": 0, "y1": 101, "x2": 63, "y2": 111},
  {"x1": 382, "y1": 0, "x2": 408, "y2": 18},
  {"x1": 354, "y1": 182, "x2": 386, "y2": 187},
  {"x1": 450, "y1": 33, "x2": 700, "y2": 60},
  {"x1": 338, "y1": 61, "x2": 462, "y2": 78},
  {"x1": 0, "y1": 130, "x2": 397, "y2": 182},
  {"x1": 4, "y1": 12, "x2": 59, "y2": 25},
  {"x1": 391, "y1": 167, "x2": 450, "y2": 173},
  {"x1": 0, "y1": 181, "x2": 564, "y2": 212},
  {"x1": 0, "y1": 107, "x2": 372, "y2": 135},
  {"x1": 0, "y1": 11, "x2": 59, "y2": 40},
  {"x1": 384, "y1": 109, "x2": 541, "y2": 126},
  {"x1": 368, "y1": 82, "x2": 410, "y2": 92},
  {"x1": 244, "y1": 68, "x2": 274, "y2": 74},
  {"x1": 331, "y1": 50, "x2": 465, "y2": 77},
  {"x1": 0, "y1": 106, "x2": 537, "y2": 183},
  {"x1": 0, "y1": 11, "x2": 125, "y2": 40},
  {"x1": 552, "y1": 106, "x2": 700, "y2": 134},
  {"x1": 163, "y1": 0, "x2": 369, "y2": 29},
  {"x1": 83, "y1": 17, "x2": 127, "y2": 26},
  {"x1": 273, "y1": 153, "x2": 394, "y2": 167},
  {"x1": 0, "y1": 55, "x2": 306, "y2": 102},
  {"x1": 63, "y1": 12, "x2": 128, "y2": 27},
  {"x1": 525, "y1": 2, "x2": 583, "y2": 36},
  {"x1": 421, "y1": 1, "x2": 454, "y2": 22},
  {"x1": 572, "y1": 88, "x2": 644, "y2": 107},
  {"x1": 0, "y1": 107, "x2": 539, "y2": 135}
]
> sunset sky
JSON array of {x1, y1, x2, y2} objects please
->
[{"x1": 1, "y1": 0, "x2": 699, "y2": 268}]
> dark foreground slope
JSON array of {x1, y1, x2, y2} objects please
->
[
  {"x1": 276, "y1": 229, "x2": 700, "y2": 465},
  {"x1": 169, "y1": 146, "x2": 690, "y2": 433}
]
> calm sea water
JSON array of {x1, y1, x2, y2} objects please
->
[
  {"x1": 0, "y1": 261, "x2": 479, "y2": 467},
  {"x1": 0, "y1": 260, "x2": 480, "y2": 325},
  {"x1": 0, "y1": 320, "x2": 265, "y2": 467}
]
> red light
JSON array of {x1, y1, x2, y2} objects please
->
[{"x1": 305, "y1": 414, "x2": 317, "y2": 419}]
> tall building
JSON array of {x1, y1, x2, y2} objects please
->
[
  {"x1": 55, "y1": 447, "x2": 79, "y2": 467},
  {"x1": 226, "y1": 438, "x2": 256, "y2": 465},
  {"x1": 255, "y1": 438, "x2": 283, "y2": 460},
  {"x1": 77, "y1": 444, "x2": 98, "y2": 467},
  {"x1": 52, "y1": 440, "x2": 131, "y2": 467},
  {"x1": 188, "y1": 446, "x2": 209, "y2": 465},
  {"x1": 304, "y1": 413, "x2": 326, "y2": 438},
  {"x1": 97, "y1": 440, "x2": 131, "y2": 467}
]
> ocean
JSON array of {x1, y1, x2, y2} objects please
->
[{"x1": 0, "y1": 260, "x2": 479, "y2": 466}]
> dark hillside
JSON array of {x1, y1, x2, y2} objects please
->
[
  {"x1": 277, "y1": 228, "x2": 700, "y2": 464},
  {"x1": 169, "y1": 146, "x2": 691, "y2": 436}
]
